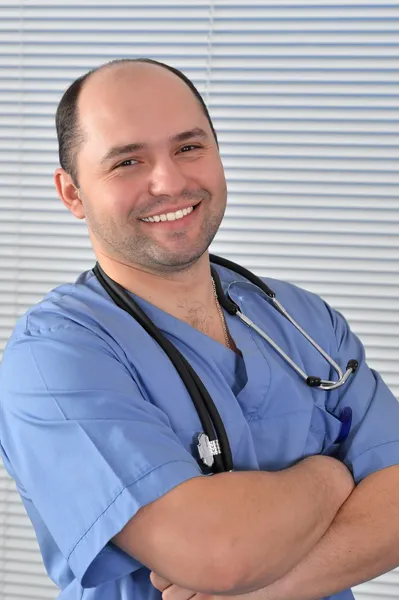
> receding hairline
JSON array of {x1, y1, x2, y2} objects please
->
[
  {"x1": 87, "y1": 58, "x2": 180, "y2": 84},
  {"x1": 76, "y1": 60, "x2": 210, "y2": 143},
  {"x1": 79, "y1": 59, "x2": 203, "y2": 112}
]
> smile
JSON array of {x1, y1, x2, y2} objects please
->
[{"x1": 140, "y1": 206, "x2": 194, "y2": 223}]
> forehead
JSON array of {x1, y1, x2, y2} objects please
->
[{"x1": 78, "y1": 64, "x2": 209, "y2": 149}]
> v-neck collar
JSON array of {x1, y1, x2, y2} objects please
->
[{"x1": 119, "y1": 266, "x2": 272, "y2": 415}]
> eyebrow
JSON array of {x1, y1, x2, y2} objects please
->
[
  {"x1": 100, "y1": 127, "x2": 209, "y2": 164},
  {"x1": 170, "y1": 127, "x2": 208, "y2": 143}
]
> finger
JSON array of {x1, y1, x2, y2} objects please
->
[
  {"x1": 162, "y1": 583, "x2": 197, "y2": 600},
  {"x1": 150, "y1": 571, "x2": 172, "y2": 592}
]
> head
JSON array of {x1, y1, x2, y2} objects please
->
[{"x1": 54, "y1": 58, "x2": 227, "y2": 274}]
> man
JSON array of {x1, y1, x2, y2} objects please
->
[{"x1": 1, "y1": 58, "x2": 399, "y2": 600}]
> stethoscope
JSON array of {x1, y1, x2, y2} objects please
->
[{"x1": 93, "y1": 254, "x2": 358, "y2": 474}]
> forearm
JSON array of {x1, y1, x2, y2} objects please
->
[
  {"x1": 254, "y1": 464, "x2": 399, "y2": 600},
  {"x1": 213, "y1": 455, "x2": 353, "y2": 593}
]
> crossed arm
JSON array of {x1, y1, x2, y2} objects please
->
[
  {"x1": 114, "y1": 458, "x2": 399, "y2": 599},
  {"x1": 113, "y1": 455, "x2": 355, "y2": 596},
  {"x1": 151, "y1": 463, "x2": 399, "y2": 600}
]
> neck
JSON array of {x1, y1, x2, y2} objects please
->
[
  {"x1": 95, "y1": 251, "x2": 215, "y2": 322},
  {"x1": 95, "y1": 251, "x2": 238, "y2": 351}
]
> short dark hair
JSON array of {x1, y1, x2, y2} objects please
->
[{"x1": 55, "y1": 58, "x2": 218, "y2": 186}]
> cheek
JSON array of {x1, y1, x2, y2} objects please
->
[
  {"x1": 209, "y1": 163, "x2": 227, "y2": 199},
  {"x1": 96, "y1": 176, "x2": 142, "y2": 215},
  {"x1": 194, "y1": 156, "x2": 227, "y2": 195}
]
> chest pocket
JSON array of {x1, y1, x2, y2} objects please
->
[
  {"x1": 248, "y1": 400, "x2": 345, "y2": 472},
  {"x1": 238, "y1": 301, "x2": 349, "y2": 470},
  {"x1": 306, "y1": 403, "x2": 344, "y2": 458},
  {"x1": 241, "y1": 335, "x2": 347, "y2": 471}
]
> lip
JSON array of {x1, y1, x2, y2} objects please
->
[{"x1": 139, "y1": 201, "x2": 201, "y2": 220}]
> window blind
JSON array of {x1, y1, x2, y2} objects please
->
[{"x1": 0, "y1": 2, "x2": 398, "y2": 598}]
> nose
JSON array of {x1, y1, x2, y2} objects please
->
[{"x1": 148, "y1": 156, "x2": 188, "y2": 198}]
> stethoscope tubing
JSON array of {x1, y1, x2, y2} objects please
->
[{"x1": 93, "y1": 264, "x2": 233, "y2": 473}]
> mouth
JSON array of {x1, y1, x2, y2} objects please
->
[{"x1": 139, "y1": 202, "x2": 200, "y2": 223}]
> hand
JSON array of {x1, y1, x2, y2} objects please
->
[
  {"x1": 150, "y1": 571, "x2": 205, "y2": 599},
  {"x1": 150, "y1": 571, "x2": 271, "y2": 600}
]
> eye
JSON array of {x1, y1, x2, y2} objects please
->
[
  {"x1": 117, "y1": 158, "x2": 138, "y2": 168},
  {"x1": 179, "y1": 144, "x2": 200, "y2": 153}
]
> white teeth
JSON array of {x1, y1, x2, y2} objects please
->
[{"x1": 141, "y1": 206, "x2": 194, "y2": 223}]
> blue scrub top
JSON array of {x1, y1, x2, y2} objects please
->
[{"x1": 1, "y1": 264, "x2": 399, "y2": 600}]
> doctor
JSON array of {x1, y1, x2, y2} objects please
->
[{"x1": 1, "y1": 58, "x2": 399, "y2": 600}]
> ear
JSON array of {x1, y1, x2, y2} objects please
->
[{"x1": 54, "y1": 168, "x2": 85, "y2": 219}]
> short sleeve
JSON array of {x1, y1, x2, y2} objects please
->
[
  {"x1": 0, "y1": 320, "x2": 203, "y2": 587},
  {"x1": 325, "y1": 305, "x2": 399, "y2": 483}
]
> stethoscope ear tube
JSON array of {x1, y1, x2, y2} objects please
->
[
  {"x1": 93, "y1": 264, "x2": 233, "y2": 473},
  {"x1": 309, "y1": 359, "x2": 359, "y2": 391},
  {"x1": 209, "y1": 254, "x2": 275, "y2": 299},
  {"x1": 210, "y1": 256, "x2": 358, "y2": 393},
  {"x1": 210, "y1": 264, "x2": 238, "y2": 315}
]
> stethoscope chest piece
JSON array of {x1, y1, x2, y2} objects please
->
[{"x1": 197, "y1": 433, "x2": 222, "y2": 468}]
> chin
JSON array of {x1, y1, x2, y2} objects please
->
[{"x1": 145, "y1": 243, "x2": 209, "y2": 273}]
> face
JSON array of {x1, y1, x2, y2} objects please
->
[{"x1": 65, "y1": 64, "x2": 227, "y2": 274}]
